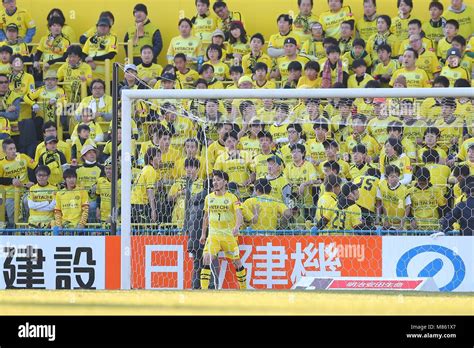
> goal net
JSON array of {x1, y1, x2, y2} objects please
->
[{"x1": 119, "y1": 86, "x2": 473, "y2": 290}]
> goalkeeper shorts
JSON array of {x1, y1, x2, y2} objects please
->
[{"x1": 203, "y1": 234, "x2": 240, "y2": 260}]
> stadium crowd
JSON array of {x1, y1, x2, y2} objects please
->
[{"x1": 0, "y1": 0, "x2": 472, "y2": 236}]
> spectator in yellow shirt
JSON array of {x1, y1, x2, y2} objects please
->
[
  {"x1": 54, "y1": 168, "x2": 89, "y2": 229},
  {"x1": 297, "y1": 61, "x2": 321, "y2": 89},
  {"x1": 293, "y1": 0, "x2": 319, "y2": 43},
  {"x1": 0, "y1": 23, "x2": 29, "y2": 59},
  {"x1": 83, "y1": 17, "x2": 118, "y2": 80},
  {"x1": 33, "y1": 17, "x2": 69, "y2": 73},
  {"x1": 440, "y1": 48, "x2": 470, "y2": 87},
  {"x1": 242, "y1": 178, "x2": 293, "y2": 231},
  {"x1": 27, "y1": 165, "x2": 57, "y2": 229},
  {"x1": 0, "y1": 0, "x2": 36, "y2": 43},
  {"x1": 443, "y1": 0, "x2": 474, "y2": 40},
  {"x1": 57, "y1": 45, "x2": 93, "y2": 104},
  {"x1": 390, "y1": 48, "x2": 430, "y2": 88},
  {"x1": 267, "y1": 14, "x2": 300, "y2": 59},
  {"x1": 437, "y1": 19, "x2": 459, "y2": 64}
]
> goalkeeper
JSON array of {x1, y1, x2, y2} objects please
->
[{"x1": 200, "y1": 170, "x2": 247, "y2": 290}]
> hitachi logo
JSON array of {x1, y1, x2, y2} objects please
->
[{"x1": 18, "y1": 322, "x2": 56, "y2": 341}]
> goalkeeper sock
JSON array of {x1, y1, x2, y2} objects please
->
[
  {"x1": 236, "y1": 266, "x2": 247, "y2": 290},
  {"x1": 200, "y1": 266, "x2": 211, "y2": 290}
]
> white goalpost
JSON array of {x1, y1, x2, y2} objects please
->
[{"x1": 120, "y1": 87, "x2": 474, "y2": 290}]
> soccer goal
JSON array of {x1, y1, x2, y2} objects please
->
[{"x1": 120, "y1": 87, "x2": 474, "y2": 290}]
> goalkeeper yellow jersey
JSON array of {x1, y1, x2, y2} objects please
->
[
  {"x1": 409, "y1": 184, "x2": 447, "y2": 229},
  {"x1": 354, "y1": 175, "x2": 379, "y2": 213},
  {"x1": 316, "y1": 191, "x2": 337, "y2": 222},
  {"x1": 54, "y1": 187, "x2": 89, "y2": 226},
  {"x1": 377, "y1": 180, "x2": 411, "y2": 223},
  {"x1": 27, "y1": 183, "x2": 56, "y2": 226},
  {"x1": 241, "y1": 194, "x2": 287, "y2": 231},
  {"x1": 131, "y1": 164, "x2": 158, "y2": 205},
  {"x1": 204, "y1": 191, "x2": 241, "y2": 236}
]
